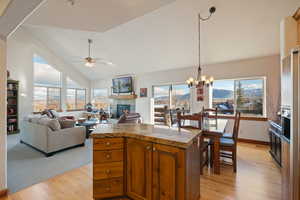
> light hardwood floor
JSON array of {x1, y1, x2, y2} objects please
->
[{"x1": 1, "y1": 143, "x2": 281, "y2": 200}]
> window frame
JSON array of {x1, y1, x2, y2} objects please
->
[
  {"x1": 92, "y1": 88, "x2": 109, "y2": 99},
  {"x1": 33, "y1": 86, "x2": 62, "y2": 112},
  {"x1": 66, "y1": 88, "x2": 87, "y2": 111},
  {"x1": 211, "y1": 77, "x2": 267, "y2": 118},
  {"x1": 152, "y1": 83, "x2": 191, "y2": 111},
  {"x1": 33, "y1": 54, "x2": 62, "y2": 112},
  {"x1": 92, "y1": 88, "x2": 110, "y2": 110}
]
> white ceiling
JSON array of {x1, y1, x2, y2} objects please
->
[
  {"x1": 21, "y1": 0, "x2": 299, "y2": 80},
  {"x1": 0, "y1": 0, "x2": 43, "y2": 38},
  {"x1": 26, "y1": 0, "x2": 175, "y2": 32}
]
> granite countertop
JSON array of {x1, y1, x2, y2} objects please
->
[{"x1": 90, "y1": 123, "x2": 200, "y2": 149}]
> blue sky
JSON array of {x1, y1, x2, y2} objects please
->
[
  {"x1": 214, "y1": 80, "x2": 234, "y2": 90},
  {"x1": 154, "y1": 84, "x2": 190, "y2": 97},
  {"x1": 213, "y1": 79, "x2": 263, "y2": 90},
  {"x1": 33, "y1": 55, "x2": 48, "y2": 64}
]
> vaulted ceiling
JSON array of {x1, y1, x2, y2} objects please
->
[
  {"x1": 25, "y1": 0, "x2": 175, "y2": 32},
  {"x1": 20, "y1": 0, "x2": 300, "y2": 80},
  {"x1": 0, "y1": 0, "x2": 43, "y2": 38}
]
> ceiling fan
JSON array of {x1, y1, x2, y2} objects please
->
[{"x1": 80, "y1": 39, "x2": 114, "y2": 68}]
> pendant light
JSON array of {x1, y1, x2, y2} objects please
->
[{"x1": 186, "y1": 6, "x2": 216, "y2": 88}]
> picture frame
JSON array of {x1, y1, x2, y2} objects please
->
[{"x1": 140, "y1": 88, "x2": 147, "y2": 97}]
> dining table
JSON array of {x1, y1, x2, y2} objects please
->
[{"x1": 179, "y1": 116, "x2": 228, "y2": 175}]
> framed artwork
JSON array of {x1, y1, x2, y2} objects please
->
[{"x1": 140, "y1": 88, "x2": 147, "y2": 97}]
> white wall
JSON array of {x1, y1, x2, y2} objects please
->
[
  {"x1": 0, "y1": 37, "x2": 7, "y2": 190},
  {"x1": 92, "y1": 55, "x2": 281, "y2": 142},
  {"x1": 7, "y1": 27, "x2": 91, "y2": 121}
]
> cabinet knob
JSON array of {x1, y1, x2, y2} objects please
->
[
  {"x1": 146, "y1": 146, "x2": 151, "y2": 150},
  {"x1": 105, "y1": 187, "x2": 111, "y2": 192},
  {"x1": 153, "y1": 147, "x2": 156, "y2": 151},
  {"x1": 106, "y1": 169, "x2": 111, "y2": 174},
  {"x1": 106, "y1": 154, "x2": 111, "y2": 159},
  {"x1": 106, "y1": 142, "x2": 111, "y2": 146}
]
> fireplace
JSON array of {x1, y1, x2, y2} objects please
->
[{"x1": 117, "y1": 104, "x2": 131, "y2": 118}]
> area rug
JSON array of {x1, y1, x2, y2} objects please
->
[{"x1": 7, "y1": 134, "x2": 92, "y2": 193}]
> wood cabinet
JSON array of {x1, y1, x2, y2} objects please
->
[
  {"x1": 293, "y1": 8, "x2": 300, "y2": 44},
  {"x1": 281, "y1": 56, "x2": 292, "y2": 107},
  {"x1": 280, "y1": 16, "x2": 298, "y2": 59},
  {"x1": 281, "y1": 139, "x2": 290, "y2": 200},
  {"x1": 93, "y1": 137, "x2": 200, "y2": 200},
  {"x1": 93, "y1": 138, "x2": 125, "y2": 199},
  {"x1": 152, "y1": 143, "x2": 186, "y2": 200},
  {"x1": 126, "y1": 139, "x2": 152, "y2": 200}
]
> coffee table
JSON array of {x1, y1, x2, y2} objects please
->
[{"x1": 76, "y1": 120, "x2": 99, "y2": 138}]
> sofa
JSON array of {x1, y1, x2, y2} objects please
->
[{"x1": 21, "y1": 116, "x2": 86, "y2": 157}]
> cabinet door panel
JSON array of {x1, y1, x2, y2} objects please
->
[
  {"x1": 282, "y1": 140, "x2": 290, "y2": 200},
  {"x1": 126, "y1": 138, "x2": 152, "y2": 200},
  {"x1": 153, "y1": 144, "x2": 185, "y2": 200}
]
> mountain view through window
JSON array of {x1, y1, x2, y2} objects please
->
[
  {"x1": 153, "y1": 84, "x2": 190, "y2": 110},
  {"x1": 212, "y1": 78, "x2": 264, "y2": 116}
]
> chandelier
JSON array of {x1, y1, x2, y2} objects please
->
[{"x1": 186, "y1": 6, "x2": 216, "y2": 88}]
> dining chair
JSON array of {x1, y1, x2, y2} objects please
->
[
  {"x1": 202, "y1": 107, "x2": 218, "y2": 127},
  {"x1": 177, "y1": 112, "x2": 210, "y2": 175},
  {"x1": 202, "y1": 107, "x2": 218, "y2": 118},
  {"x1": 219, "y1": 111, "x2": 241, "y2": 172},
  {"x1": 219, "y1": 110, "x2": 235, "y2": 139}
]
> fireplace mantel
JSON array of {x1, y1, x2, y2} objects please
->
[{"x1": 109, "y1": 94, "x2": 137, "y2": 100}]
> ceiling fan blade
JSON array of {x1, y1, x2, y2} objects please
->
[{"x1": 97, "y1": 60, "x2": 115, "y2": 66}]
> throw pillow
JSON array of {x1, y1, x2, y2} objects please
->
[
  {"x1": 38, "y1": 118, "x2": 61, "y2": 131},
  {"x1": 59, "y1": 119, "x2": 76, "y2": 129}
]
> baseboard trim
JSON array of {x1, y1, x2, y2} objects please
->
[
  {"x1": 238, "y1": 138, "x2": 269, "y2": 145},
  {"x1": 0, "y1": 189, "x2": 8, "y2": 197}
]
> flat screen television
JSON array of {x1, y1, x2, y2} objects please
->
[{"x1": 112, "y1": 76, "x2": 133, "y2": 94}]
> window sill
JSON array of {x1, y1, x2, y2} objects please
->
[{"x1": 208, "y1": 115, "x2": 268, "y2": 122}]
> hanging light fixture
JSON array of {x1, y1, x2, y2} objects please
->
[{"x1": 186, "y1": 6, "x2": 216, "y2": 88}]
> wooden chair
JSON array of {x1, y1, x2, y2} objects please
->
[
  {"x1": 202, "y1": 107, "x2": 218, "y2": 118},
  {"x1": 219, "y1": 111, "x2": 241, "y2": 172},
  {"x1": 154, "y1": 106, "x2": 169, "y2": 125},
  {"x1": 177, "y1": 112, "x2": 210, "y2": 175},
  {"x1": 202, "y1": 107, "x2": 218, "y2": 127}
]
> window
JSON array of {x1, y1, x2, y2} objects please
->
[
  {"x1": 66, "y1": 77, "x2": 86, "y2": 110},
  {"x1": 33, "y1": 55, "x2": 61, "y2": 112},
  {"x1": 153, "y1": 84, "x2": 190, "y2": 110},
  {"x1": 212, "y1": 78, "x2": 265, "y2": 116},
  {"x1": 171, "y1": 84, "x2": 190, "y2": 110},
  {"x1": 153, "y1": 85, "x2": 170, "y2": 108},
  {"x1": 92, "y1": 88, "x2": 109, "y2": 110},
  {"x1": 212, "y1": 80, "x2": 235, "y2": 115}
]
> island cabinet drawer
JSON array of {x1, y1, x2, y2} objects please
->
[
  {"x1": 94, "y1": 162, "x2": 123, "y2": 180},
  {"x1": 93, "y1": 177, "x2": 124, "y2": 199},
  {"x1": 93, "y1": 138, "x2": 124, "y2": 150},
  {"x1": 93, "y1": 149, "x2": 123, "y2": 163}
]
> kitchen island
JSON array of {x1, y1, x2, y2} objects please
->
[{"x1": 90, "y1": 123, "x2": 201, "y2": 200}]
